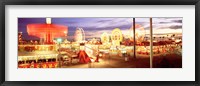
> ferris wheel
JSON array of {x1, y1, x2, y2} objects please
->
[
  {"x1": 129, "y1": 24, "x2": 146, "y2": 43},
  {"x1": 74, "y1": 27, "x2": 85, "y2": 43}
]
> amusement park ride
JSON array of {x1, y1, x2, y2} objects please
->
[
  {"x1": 74, "y1": 27, "x2": 86, "y2": 43},
  {"x1": 27, "y1": 18, "x2": 68, "y2": 44}
]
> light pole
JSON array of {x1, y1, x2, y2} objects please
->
[
  {"x1": 122, "y1": 49, "x2": 127, "y2": 61},
  {"x1": 150, "y1": 18, "x2": 153, "y2": 68},
  {"x1": 57, "y1": 38, "x2": 62, "y2": 68},
  {"x1": 64, "y1": 31, "x2": 67, "y2": 40},
  {"x1": 133, "y1": 18, "x2": 136, "y2": 59}
]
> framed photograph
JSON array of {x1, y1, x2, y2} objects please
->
[{"x1": 0, "y1": 0, "x2": 199, "y2": 86}]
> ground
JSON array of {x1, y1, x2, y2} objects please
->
[{"x1": 60, "y1": 53, "x2": 182, "y2": 68}]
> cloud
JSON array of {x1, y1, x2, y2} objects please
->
[
  {"x1": 96, "y1": 19, "x2": 113, "y2": 23},
  {"x1": 19, "y1": 18, "x2": 183, "y2": 41},
  {"x1": 156, "y1": 24, "x2": 182, "y2": 29},
  {"x1": 152, "y1": 18, "x2": 182, "y2": 24},
  {"x1": 169, "y1": 25, "x2": 182, "y2": 29},
  {"x1": 90, "y1": 18, "x2": 132, "y2": 29},
  {"x1": 84, "y1": 29, "x2": 113, "y2": 39},
  {"x1": 171, "y1": 20, "x2": 182, "y2": 23}
]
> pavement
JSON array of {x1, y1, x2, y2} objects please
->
[{"x1": 59, "y1": 53, "x2": 182, "y2": 68}]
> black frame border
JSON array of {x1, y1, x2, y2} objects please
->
[{"x1": 0, "y1": 0, "x2": 199, "y2": 86}]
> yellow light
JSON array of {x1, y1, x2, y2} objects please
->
[
  {"x1": 90, "y1": 58, "x2": 95, "y2": 63},
  {"x1": 99, "y1": 53, "x2": 102, "y2": 57},
  {"x1": 101, "y1": 32, "x2": 109, "y2": 43},
  {"x1": 111, "y1": 28, "x2": 123, "y2": 42}
]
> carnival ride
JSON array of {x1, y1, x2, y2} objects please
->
[
  {"x1": 27, "y1": 18, "x2": 68, "y2": 44},
  {"x1": 129, "y1": 24, "x2": 146, "y2": 43},
  {"x1": 74, "y1": 27, "x2": 85, "y2": 43}
]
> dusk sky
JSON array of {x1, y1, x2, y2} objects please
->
[{"x1": 18, "y1": 18, "x2": 182, "y2": 41}]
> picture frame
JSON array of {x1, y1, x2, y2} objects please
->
[{"x1": 0, "y1": 0, "x2": 199, "y2": 86}]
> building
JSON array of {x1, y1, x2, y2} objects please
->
[{"x1": 18, "y1": 32, "x2": 23, "y2": 44}]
